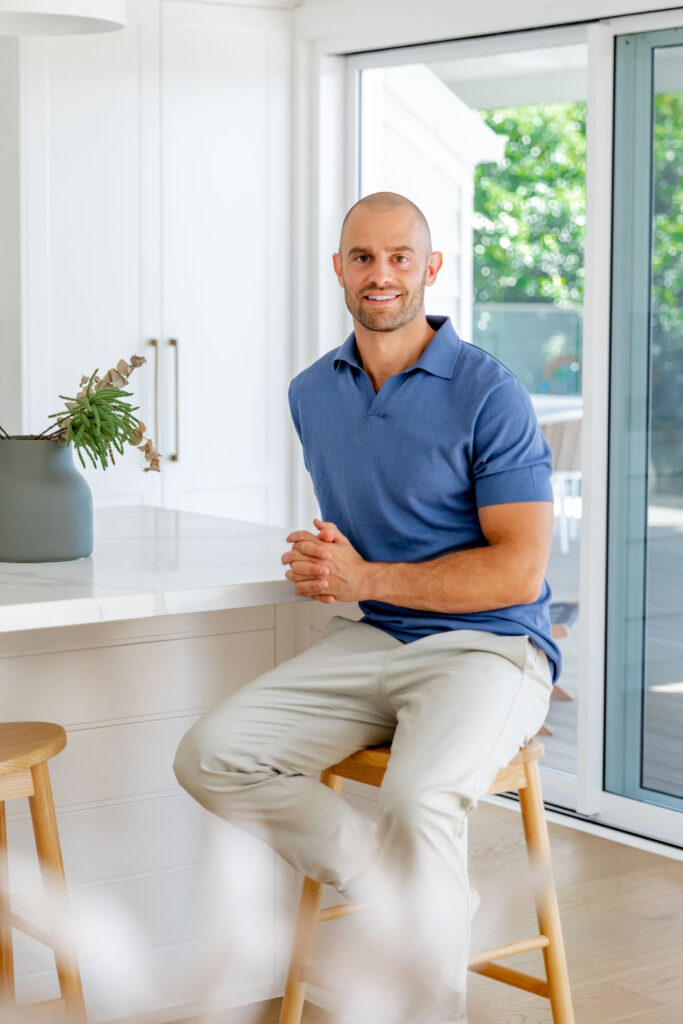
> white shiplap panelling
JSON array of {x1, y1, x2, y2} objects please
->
[{"x1": 0, "y1": 622, "x2": 275, "y2": 726}]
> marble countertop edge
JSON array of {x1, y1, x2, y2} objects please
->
[{"x1": 0, "y1": 579, "x2": 305, "y2": 633}]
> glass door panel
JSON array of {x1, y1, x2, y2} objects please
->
[
  {"x1": 358, "y1": 41, "x2": 587, "y2": 780},
  {"x1": 606, "y1": 28, "x2": 683, "y2": 810}
]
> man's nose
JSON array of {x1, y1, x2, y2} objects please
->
[{"x1": 369, "y1": 259, "x2": 395, "y2": 286}]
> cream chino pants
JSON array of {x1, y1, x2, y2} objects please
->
[{"x1": 174, "y1": 615, "x2": 553, "y2": 1024}]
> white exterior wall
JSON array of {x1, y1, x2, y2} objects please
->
[{"x1": 360, "y1": 64, "x2": 505, "y2": 340}]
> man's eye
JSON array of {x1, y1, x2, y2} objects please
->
[
  {"x1": 355, "y1": 254, "x2": 370, "y2": 263},
  {"x1": 394, "y1": 255, "x2": 408, "y2": 263}
]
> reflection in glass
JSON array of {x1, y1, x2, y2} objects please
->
[{"x1": 643, "y1": 46, "x2": 683, "y2": 799}]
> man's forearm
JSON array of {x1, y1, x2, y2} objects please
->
[
  {"x1": 283, "y1": 505, "x2": 552, "y2": 608},
  {"x1": 362, "y1": 543, "x2": 544, "y2": 614}
]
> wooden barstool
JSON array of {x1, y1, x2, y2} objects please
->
[
  {"x1": 0, "y1": 722, "x2": 86, "y2": 1021},
  {"x1": 279, "y1": 737, "x2": 574, "y2": 1024}
]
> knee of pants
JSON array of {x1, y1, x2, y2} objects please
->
[
  {"x1": 173, "y1": 716, "x2": 255, "y2": 805},
  {"x1": 173, "y1": 720, "x2": 207, "y2": 799}
]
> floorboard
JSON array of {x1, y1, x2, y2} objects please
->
[{"x1": 175, "y1": 800, "x2": 683, "y2": 1024}]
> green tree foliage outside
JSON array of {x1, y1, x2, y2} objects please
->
[
  {"x1": 652, "y1": 91, "x2": 683, "y2": 340},
  {"x1": 472, "y1": 102, "x2": 586, "y2": 307},
  {"x1": 650, "y1": 90, "x2": 683, "y2": 496},
  {"x1": 472, "y1": 95, "x2": 683, "y2": 495}
]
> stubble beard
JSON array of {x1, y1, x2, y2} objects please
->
[{"x1": 344, "y1": 272, "x2": 427, "y2": 333}]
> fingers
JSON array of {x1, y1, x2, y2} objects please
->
[
  {"x1": 281, "y1": 540, "x2": 331, "y2": 564},
  {"x1": 285, "y1": 560, "x2": 329, "y2": 580},
  {"x1": 286, "y1": 570, "x2": 335, "y2": 599},
  {"x1": 285, "y1": 530, "x2": 321, "y2": 545},
  {"x1": 284, "y1": 522, "x2": 338, "y2": 603},
  {"x1": 313, "y1": 518, "x2": 339, "y2": 541},
  {"x1": 286, "y1": 523, "x2": 340, "y2": 546},
  {"x1": 282, "y1": 553, "x2": 331, "y2": 573},
  {"x1": 313, "y1": 518, "x2": 336, "y2": 530},
  {"x1": 291, "y1": 577, "x2": 332, "y2": 596}
]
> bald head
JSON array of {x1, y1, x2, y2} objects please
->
[
  {"x1": 339, "y1": 192, "x2": 432, "y2": 255},
  {"x1": 333, "y1": 192, "x2": 442, "y2": 335}
]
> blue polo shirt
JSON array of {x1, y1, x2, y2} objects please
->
[{"x1": 288, "y1": 315, "x2": 561, "y2": 682}]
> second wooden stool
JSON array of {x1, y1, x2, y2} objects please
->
[{"x1": 0, "y1": 721, "x2": 85, "y2": 1021}]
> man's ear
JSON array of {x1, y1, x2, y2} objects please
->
[
  {"x1": 425, "y1": 251, "x2": 443, "y2": 287},
  {"x1": 332, "y1": 252, "x2": 344, "y2": 286}
]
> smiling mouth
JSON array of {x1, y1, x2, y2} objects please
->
[{"x1": 364, "y1": 293, "x2": 400, "y2": 304}]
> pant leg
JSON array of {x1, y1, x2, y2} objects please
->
[
  {"x1": 173, "y1": 615, "x2": 399, "y2": 888},
  {"x1": 337, "y1": 630, "x2": 552, "y2": 1024}
]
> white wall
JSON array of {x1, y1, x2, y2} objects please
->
[{"x1": 0, "y1": 38, "x2": 21, "y2": 435}]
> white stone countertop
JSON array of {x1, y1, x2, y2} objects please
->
[{"x1": 0, "y1": 505, "x2": 304, "y2": 633}]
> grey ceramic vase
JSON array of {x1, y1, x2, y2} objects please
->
[{"x1": 0, "y1": 436, "x2": 93, "y2": 562}]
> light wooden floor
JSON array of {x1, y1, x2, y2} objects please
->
[{"x1": 179, "y1": 799, "x2": 683, "y2": 1024}]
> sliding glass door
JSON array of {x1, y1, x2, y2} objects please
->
[
  {"x1": 606, "y1": 27, "x2": 683, "y2": 815},
  {"x1": 354, "y1": 29, "x2": 588, "y2": 791},
  {"x1": 341, "y1": 13, "x2": 683, "y2": 845}
]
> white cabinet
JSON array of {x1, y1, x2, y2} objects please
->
[
  {"x1": 160, "y1": 3, "x2": 290, "y2": 524},
  {"x1": 18, "y1": 0, "x2": 291, "y2": 523},
  {"x1": 20, "y1": 0, "x2": 162, "y2": 506}
]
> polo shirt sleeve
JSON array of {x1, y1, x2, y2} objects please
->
[
  {"x1": 288, "y1": 380, "x2": 310, "y2": 471},
  {"x1": 472, "y1": 378, "x2": 554, "y2": 507}
]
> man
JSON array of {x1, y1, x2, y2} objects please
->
[{"x1": 174, "y1": 192, "x2": 559, "y2": 1023}]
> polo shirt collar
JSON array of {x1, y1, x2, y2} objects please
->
[{"x1": 333, "y1": 315, "x2": 460, "y2": 380}]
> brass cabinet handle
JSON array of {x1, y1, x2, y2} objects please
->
[
  {"x1": 149, "y1": 339, "x2": 159, "y2": 445},
  {"x1": 169, "y1": 338, "x2": 179, "y2": 461}
]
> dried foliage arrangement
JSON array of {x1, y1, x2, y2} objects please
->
[{"x1": 0, "y1": 355, "x2": 161, "y2": 473}]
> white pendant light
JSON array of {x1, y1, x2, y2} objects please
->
[{"x1": 0, "y1": 0, "x2": 126, "y2": 35}]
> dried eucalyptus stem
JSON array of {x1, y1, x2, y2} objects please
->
[{"x1": 0, "y1": 355, "x2": 161, "y2": 473}]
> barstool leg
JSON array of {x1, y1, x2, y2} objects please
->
[
  {"x1": 279, "y1": 875, "x2": 325, "y2": 1024},
  {"x1": 29, "y1": 762, "x2": 86, "y2": 1022},
  {"x1": 0, "y1": 801, "x2": 15, "y2": 1006},
  {"x1": 279, "y1": 768, "x2": 343, "y2": 1024},
  {"x1": 518, "y1": 761, "x2": 574, "y2": 1024}
]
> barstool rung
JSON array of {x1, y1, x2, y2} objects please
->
[
  {"x1": 468, "y1": 933, "x2": 549, "y2": 967},
  {"x1": 318, "y1": 901, "x2": 370, "y2": 922},
  {"x1": 0, "y1": 908, "x2": 56, "y2": 951},
  {"x1": 469, "y1": 959, "x2": 550, "y2": 998}
]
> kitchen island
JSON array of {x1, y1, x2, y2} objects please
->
[{"x1": 0, "y1": 506, "x2": 357, "y2": 1022}]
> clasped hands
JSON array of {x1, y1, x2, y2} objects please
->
[{"x1": 281, "y1": 519, "x2": 370, "y2": 603}]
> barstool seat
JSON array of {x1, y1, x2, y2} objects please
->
[
  {"x1": 0, "y1": 722, "x2": 67, "y2": 776},
  {"x1": 0, "y1": 722, "x2": 86, "y2": 1021},
  {"x1": 279, "y1": 737, "x2": 574, "y2": 1024}
]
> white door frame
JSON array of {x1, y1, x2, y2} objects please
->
[{"x1": 290, "y1": 6, "x2": 683, "y2": 852}]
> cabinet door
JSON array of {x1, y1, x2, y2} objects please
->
[
  {"x1": 21, "y1": 0, "x2": 162, "y2": 507},
  {"x1": 160, "y1": 2, "x2": 291, "y2": 527}
]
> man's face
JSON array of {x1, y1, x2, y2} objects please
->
[{"x1": 333, "y1": 206, "x2": 441, "y2": 333}]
